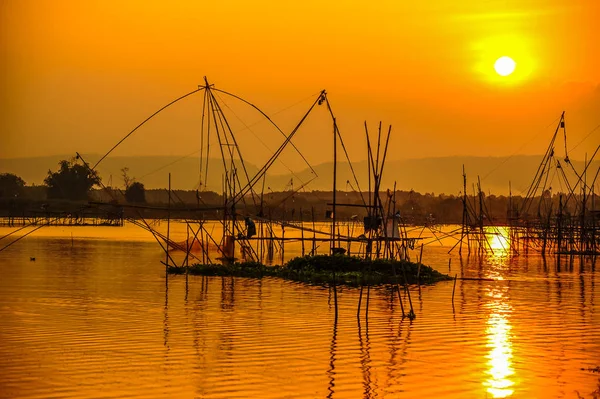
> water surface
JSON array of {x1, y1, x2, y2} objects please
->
[{"x1": 0, "y1": 223, "x2": 598, "y2": 398}]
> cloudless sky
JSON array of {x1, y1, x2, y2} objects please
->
[{"x1": 1, "y1": 0, "x2": 598, "y2": 170}]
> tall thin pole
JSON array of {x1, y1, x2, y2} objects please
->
[
  {"x1": 312, "y1": 207, "x2": 317, "y2": 255},
  {"x1": 366, "y1": 122, "x2": 372, "y2": 259},
  {"x1": 331, "y1": 116, "x2": 338, "y2": 321},
  {"x1": 460, "y1": 165, "x2": 467, "y2": 255},
  {"x1": 332, "y1": 117, "x2": 337, "y2": 254},
  {"x1": 165, "y1": 173, "x2": 171, "y2": 273},
  {"x1": 300, "y1": 208, "x2": 305, "y2": 256},
  {"x1": 185, "y1": 223, "x2": 190, "y2": 292}
]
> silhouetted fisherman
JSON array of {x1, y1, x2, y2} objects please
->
[{"x1": 245, "y1": 217, "x2": 256, "y2": 239}]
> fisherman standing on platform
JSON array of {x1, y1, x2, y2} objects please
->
[{"x1": 245, "y1": 217, "x2": 256, "y2": 239}]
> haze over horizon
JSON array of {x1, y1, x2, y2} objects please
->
[
  {"x1": 2, "y1": 153, "x2": 597, "y2": 197},
  {"x1": 1, "y1": 1, "x2": 599, "y2": 172}
]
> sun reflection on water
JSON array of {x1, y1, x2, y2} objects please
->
[
  {"x1": 486, "y1": 226, "x2": 511, "y2": 258},
  {"x1": 484, "y1": 287, "x2": 515, "y2": 398}
]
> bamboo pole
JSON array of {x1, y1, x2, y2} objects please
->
[
  {"x1": 311, "y1": 207, "x2": 316, "y2": 255},
  {"x1": 300, "y1": 208, "x2": 305, "y2": 256},
  {"x1": 185, "y1": 223, "x2": 190, "y2": 292},
  {"x1": 332, "y1": 116, "x2": 337, "y2": 255},
  {"x1": 417, "y1": 244, "x2": 423, "y2": 282},
  {"x1": 165, "y1": 173, "x2": 171, "y2": 274},
  {"x1": 281, "y1": 217, "x2": 285, "y2": 265},
  {"x1": 186, "y1": 223, "x2": 190, "y2": 268}
]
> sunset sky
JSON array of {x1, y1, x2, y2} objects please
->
[{"x1": 1, "y1": 0, "x2": 599, "y2": 171}]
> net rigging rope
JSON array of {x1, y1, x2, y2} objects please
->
[
  {"x1": 213, "y1": 88, "x2": 317, "y2": 178},
  {"x1": 212, "y1": 90, "x2": 312, "y2": 188},
  {"x1": 92, "y1": 87, "x2": 205, "y2": 170}
]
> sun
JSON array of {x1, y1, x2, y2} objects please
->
[{"x1": 494, "y1": 56, "x2": 516, "y2": 76}]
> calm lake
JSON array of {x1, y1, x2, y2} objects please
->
[{"x1": 0, "y1": 222, "x2": 598, "y2": 398}]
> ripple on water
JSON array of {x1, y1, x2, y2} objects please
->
[{"x1": 0, "y1": 231, "x2": 599, "y2": 398}]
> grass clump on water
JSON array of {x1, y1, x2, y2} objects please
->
[{"x1": 167, "y1": 254, "x2": 451, "y2": 286}]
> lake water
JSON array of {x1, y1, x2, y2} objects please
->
[{"x1": 0, "y1": 222, "x2": 599, "y2": 398}]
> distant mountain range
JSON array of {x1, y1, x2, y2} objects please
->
[{"x1": 0, "y1": 154, "x2": 597, "y2": 196}]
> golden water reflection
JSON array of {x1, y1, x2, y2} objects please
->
[
  {"x1": 486, "y1": 226, "x2": 511, "y2": 258},
  {"x1": 484, "y1": 286, "x2": 515, "y2": 398}
]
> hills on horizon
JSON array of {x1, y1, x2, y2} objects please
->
[{"x1": 1, "y1": 154, "x2": 597, "y2": 196}]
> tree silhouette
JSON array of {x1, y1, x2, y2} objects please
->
[
  {"x1": 44, "y1": 160, "x2": 101, "y2": 200},
  {"x1": 125, "y1": 181, "x2": 146, "y2": 203},
  {"x1": 0, "y1": 173, "x2": 26, "y2": 198},
  {"x1": 121, "y1": 167, "x2": 132, "y2": 189}
]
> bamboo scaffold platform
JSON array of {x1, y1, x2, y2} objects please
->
[
  {"x1": 73, "y1": 78, "x2": 432, "y2": 320},
  {"x1": 77, "y1": 78, "x2": 436, "y2": 320},
  {"x1": 0, "y1": 206, "x2": 124, "y2": 228},
  {"x1": 450, "y1": 112, "x2": 599, "y2": 256}
]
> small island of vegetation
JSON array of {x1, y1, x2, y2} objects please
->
[{"x1": 167, "y1": 254, "x2": 451, "y2": 287}]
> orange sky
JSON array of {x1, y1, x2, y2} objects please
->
[{"x1": 1, "y1": 0, "x2": 599, "y2": 170}]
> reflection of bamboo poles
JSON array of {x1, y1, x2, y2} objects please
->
[
  {"x1": 326, "y1": 317, "x2": 337, "y2": 399},
  {"x1": 400, "y1": 263, "x2": 415, "y2": 319},
  {"x1": 452, "y1": 274, "x2": 457, "y2": 304},
  {"x1": 357, "y1": 317, "x2": 373, "y2": 397},
  {"x1": 391, "y1": 262, "x2": 406, "y2": 318},
  {"x1": 332, "y1": 267, "x2": 338, "y2": 322},
  {"x1": 163, "y1": 273, "x2": 170, "y2": 349},
  {"x1": 357, "y1": 270, "x2": 364, "y2": 318}
]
